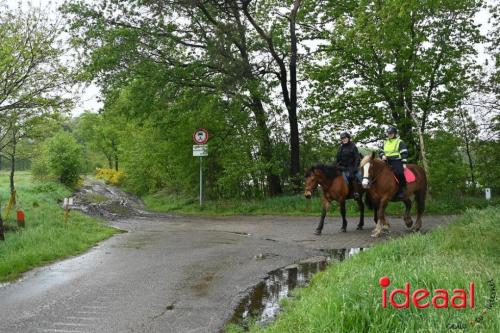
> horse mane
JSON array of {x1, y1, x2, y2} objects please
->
[
  {"x1": 305, "y1": 164, "x2": 341, "y2": 180},
  {"x1": 360, "y1": 152, "x2": 386, "y2": 168},
  {"x1": 360, "y1": 152, "x2": 391, "y2": 174}
]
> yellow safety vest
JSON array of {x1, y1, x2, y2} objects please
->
[{"x1": 384, "y1": 138, "x2": 401, "y2": 158}]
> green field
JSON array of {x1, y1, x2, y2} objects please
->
[
  {"x1": 0, "y1": 171, "x2": 118, "y2": 282},
  {"x1": 143, "y1": 191, "x2": 499, "y2": 217},
  {"x1": 227, "y1": 206, "x2": 500, "y2": 332}
]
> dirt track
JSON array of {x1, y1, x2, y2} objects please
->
[{"x1": 0, "y1": 180, "x2": 456, "y2": 332}]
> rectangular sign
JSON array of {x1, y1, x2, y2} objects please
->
[{"x1": 193, "y1": 145, "x2": 208, "y2": 156}]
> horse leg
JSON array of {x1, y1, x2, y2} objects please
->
[
  {"x1": 372, "y1": 200, "x2": 388, "y2": 238},
  {"x1": 356, "y1": 197, "x2": 364, "y2": 230},
  {"x1": 314, "y1": 199, "x2": 330, "y2": 235},
  {"x1": 413, "y1": 190, "x2": 426, "y2": 232},
  {"x1": 340, "y1": 199, "x2": 347, "y2": 232},
  {"x1": 403, "y1": 199, "x2": 413, "y2": 228}
]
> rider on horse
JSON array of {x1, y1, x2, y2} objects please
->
[
  {"x1": 379, "y1": 126, "x2": 408, "y2": 199},
  {"x1": 335, "y1": 132, "x2": 362, "y2": 199}
]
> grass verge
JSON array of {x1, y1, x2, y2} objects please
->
[
  {"x1": 226, "y1": 206, "x2": 500, "y2": 332},
  {"x1": 0, "y1": 171, "x2": 118, "y2": 282},
  {"x1": 142, "y1": 191, "x2": 499, "y2": 216}
]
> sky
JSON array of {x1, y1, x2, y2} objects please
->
[{"x1": 3, "y1": 0, "x2": 495, "y2": 118}]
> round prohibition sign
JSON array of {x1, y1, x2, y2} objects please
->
[{"x1": 193, "y1": 128, "x2": 209, "y2": 144}]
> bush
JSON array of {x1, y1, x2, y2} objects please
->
[
  {"x1": 95, "y1": 168, "x2": 124, "y2": 186},
  {"x1": 41, "y1": 132, "x2": 83, "y2": 187}
]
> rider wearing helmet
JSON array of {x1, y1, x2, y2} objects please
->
[
  {"x1": 336, "y1": 132, "x2": 362, "y2": 199},
  {"x1": 379, "y1": 126, "x2": 408, "y2": 199}
]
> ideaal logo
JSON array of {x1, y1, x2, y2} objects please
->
[{"x1": 378, "y1": 276, "x2": 497, "y2": 329}]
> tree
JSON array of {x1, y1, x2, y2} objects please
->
[
  {"x1": 308, "y1": 0, "x2": 484, "y2": 169},
  {"x1": 0, "y1": 1, "x2": 72, "y2": 193},
  {"x1": 74, "y1": 112, "x2": 120, "y2": 171},
  {"x1": 61, "y1": 0, "x2": 327, "y2": 194}
]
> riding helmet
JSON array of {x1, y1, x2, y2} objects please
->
[
  {"x1": 386, "y1": 126, "x2": 397, "y2": 135},
  {"x1": 340, "y1": 131, "x2": 351, "y2": 139}
]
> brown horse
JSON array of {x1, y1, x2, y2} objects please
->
[
  {"x1": 304, "y1": 164, "x2": 365, "y2": 234},
  {"x1": 360, "y1": 152, "x2": 427, "y2": 237}
]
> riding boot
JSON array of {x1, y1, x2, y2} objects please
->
[{"x1": 397, "y1": 179, "x2": 407, "y2": 199}]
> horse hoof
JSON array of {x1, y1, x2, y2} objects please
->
[
  {"x1": 314, "y1": 230, "x2": 322, "y2": 235},
  {"x1": 340, "y1": 228, "x2": 346, "y2": 233},
  {"x1": 356, "y1": 225, "x2": 363, "y2": 230}
]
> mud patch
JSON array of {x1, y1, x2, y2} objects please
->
[
  {"x1": 69, "y1": 178, "x2": 161, "y2": 220},
  {"x1": 229, "y1": 248, "x2": 365, "y2": 329}
]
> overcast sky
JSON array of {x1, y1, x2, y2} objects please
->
[{"x1": 4, "y1": 0, "x2": 495, "y2": 117}]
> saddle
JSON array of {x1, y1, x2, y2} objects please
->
[{"x1": 393, "y1": 168, "x2": 416, "y2": 183}]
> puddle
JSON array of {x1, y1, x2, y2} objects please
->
[{"x1": 229, "y1": 248, "x2": 365, "y2": 329}]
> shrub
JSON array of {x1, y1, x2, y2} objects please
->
[
  {"x1": 95, "y1": 168, "x2": 124, "y2": 186},
  {"x1": 43, "y1": 132, "x2": 83, "y2": 187}
]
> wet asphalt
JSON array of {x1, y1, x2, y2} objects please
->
[{"x1": 0, "y1": 181, "x2": 455, "y2": 333}]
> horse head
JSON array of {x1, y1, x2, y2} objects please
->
[
  {"x1": 360, "y1": 151, "x2": 377, "y2": 189},
  {"x1": 304, "y1": 166, "x2": 319, "y2": 199},
  {"x1": 304, "y1": 164, "x2": 341, "y2": 198}
]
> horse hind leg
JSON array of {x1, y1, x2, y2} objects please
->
[
  {"x1": 403, "y1": 199, "x2": 413, "y2": 228},
  {"x1": 413, "y1": 190, "x2": 426, "y2": 232}
]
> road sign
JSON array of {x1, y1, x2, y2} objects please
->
[
  {"x1": 193, "y1": 145, "x2": 208, "y2": 156},
  {"x1": 193, "y1": 128, "x2": 209, "y2": 144}
]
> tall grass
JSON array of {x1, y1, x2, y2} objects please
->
[
  {"x1": 0, "y1": 171, "x2": 118, "y2": 282},
  {"x1": 228, "y1": 206, "x2": 500, "y2": 332},
  {"x1": 143, "y1": 191, "x2": 499, "y2": 216}
]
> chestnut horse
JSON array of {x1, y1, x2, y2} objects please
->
[
  {"x1": 360, "y1": 152, "x2": 427, "y2": 237},
  {"x1": 304, "y1": 164, "x2": 364, "y2": 234}
]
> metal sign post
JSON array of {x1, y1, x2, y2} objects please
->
[
  {"x1": 199, "y1": 156, "x2": 203, "y2": 206},
  {"x1": 193, "y1": 129, "x2": 209, "y2": 207}
]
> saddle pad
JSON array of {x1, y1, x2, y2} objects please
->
[{"x1": 394, "y1": 168, "x2": 416, "y2": 183}]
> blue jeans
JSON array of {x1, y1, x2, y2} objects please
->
[{"x1": 343, "y1": 170, "x2": 362, "y2": 184}]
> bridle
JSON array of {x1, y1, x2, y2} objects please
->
[{"x1": 361, "y1": 161, "x2": 377, "y2": 188}]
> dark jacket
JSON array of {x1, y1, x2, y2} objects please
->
[{"x1": 336, "y1": 141, "x2": 360, "y2": 172}]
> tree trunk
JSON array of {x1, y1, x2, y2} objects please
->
[
  {"x1": 288, "y1": 0, "x2": 301, "y2": 192},
  {"x1": 242, "y1": 0, "x2": 302, "y2": 192},
  {"x1": 10, "y1": 128, "x2": 16, "y2": 195},
  {"x1": 114, "y1": 154, "x2": 119, "y2": 171},
  {"x1": 404, "y1": 102, "x2": 430, "y2": 184},
  {"x1": 459, "y1": 109, "x2": 475, "y2": 189},
  {"x1": 250, "y1": 98, "x2": 282, "y2": 195}
]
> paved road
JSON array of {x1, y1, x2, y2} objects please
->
[{"x1": 0, "y1": 181, "x2": 455, "y2": 333}]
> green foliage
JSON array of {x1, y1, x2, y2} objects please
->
[
  {"x1": 474, "y1": 140, "x2": 500, "y2": 192},
  {"x1": 306, "y1": 0, "x2": 483, "y2": 160},
  {"x1": 41, "y1": 132, "x2": 83, "y2": 187},
  {"x1": 427, "y1": 131, "x2": 469, "y2": 195},
  {"x1": 73, "y1": 112, "x2": 120, "y2": 171}
]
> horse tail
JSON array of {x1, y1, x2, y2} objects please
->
[{"x1": 416, "y1": 166, "x2": 427, "y2": 214}]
